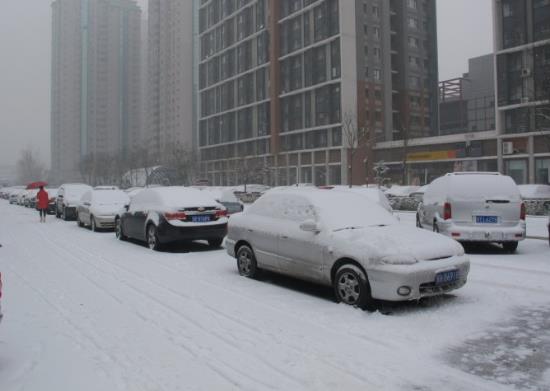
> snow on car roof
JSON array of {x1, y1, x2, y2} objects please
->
[
  {"x1": 149, "y1": 186, "x2": 220, "y2": 208},
  {"x1": 92, "y1": 189, "x2": 130, "y2": 204},
  {"x1": 385, "y1": 185, "x2": 420, "y2": 197},
  {"x1": 448, "y1": 173, "x2": 521, "y2": 201}
]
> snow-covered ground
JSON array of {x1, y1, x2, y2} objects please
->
[{"x1": 0, "y1": 201, "x2": 549, "y2": 391}]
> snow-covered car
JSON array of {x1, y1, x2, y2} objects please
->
[
  {"x1": 44, "y1": 188, "x2": 59, "y2": 214},
  {"x1": 417, "y1": 172, "x2": 526, "y2": 253},
  {"x1": 77, "y1": 189, "x2": 130, "y2": 231},
  {"x1": 517, "y1": 184, "x2": 550, "y2": 200},
  {"x1": 226, "y1": 189, "x2": 470, "y2": 310},
  {"x1": 410, "y1": 185, "x2": 429, "y2": 202},
  {"x1": 125, "y1": 187, "x2": 145, "y2": 199},
  {"x1": 9, "y1": 189, "x2": 24, "y2": 204},
  {"x1": 56, "y1": 183, "x2": 93, "y2": 220},
  {"x1": 115, "y1": 187, "x2": 228, "y2": 250},
  {"x1": 385, "y1": 185, "x2": 420, "y2": 199},
  {"x1": 25, "y1": 189, "x2": 40, "y2": 208}
]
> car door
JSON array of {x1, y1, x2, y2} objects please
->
[
  {"x1": 275, "y1": 195, "x2": 325, "y2": 282},
  {"x1": 242, "y1": 196, "x2": 282, "y2": 272},
  {"x1": 125, "y1": 190, "x2": 153, "y2": 241}
]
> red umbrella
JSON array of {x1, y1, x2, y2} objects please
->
[{"x1": 26, "y1": 181, "x2": 48, "y2": 190}]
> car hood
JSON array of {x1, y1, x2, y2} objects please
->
[{"x1": 331, "y1": 225, "x2": 464, "y2": 261}]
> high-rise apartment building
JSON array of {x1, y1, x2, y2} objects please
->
[
  {"x1": 197, "y1": 0, "x2": 438, "y2": 186},
  {"x1": 147, "y1": 0, "x2": 195, "y2": 160},
  {"x1": 493, "y1": 0, "x2": 550, "y2": 184},
  {"x1": 51, "y1": 0, "x2": 142, "y2": 182}
]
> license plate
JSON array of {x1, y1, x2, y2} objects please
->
[
  {"x1": 191, "y1": 215, "x2": 210, "y2": 223},
  {"x1": 435, "y1": 270, "x2": 459, "y2": 285},
  {"x1": 476, "y1": 215, "x2": 498, "y2": 224}
]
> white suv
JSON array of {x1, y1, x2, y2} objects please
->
[{"x1": 417, "y1": 172, "x2": 526, "y2": 253}]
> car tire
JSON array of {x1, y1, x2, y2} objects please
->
[
  {"x1": 333, "y1": 264, "x2": 375, "y2": 311},
  {"x1": 503, "y1": 241, "x2": 518, "y2": 253},
  {"x1": 115, "y1": 218, "x2": 127, "y2": 241},
  {"x1": 62, "y1": 207, "x2": 68, "y2": 221},
  {"x1": 91, "y1": 216, "x2": 97, "y2": 232},
  {"x1": 77, "y1": 215, "x2": 84, "y2": 228},
  {"x1": 236, "y1": 245, "x2": 259, "y2": 278},
  {"x1": 208, "y1": 238, "x2": 224, "y2": 248},
  {"x1": 146, "y1": 224, "x2": 162, "y2": 251}
]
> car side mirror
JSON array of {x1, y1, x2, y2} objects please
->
[
  {"x1": 124, "y1": 204, "x2": 130, "y2": 211},
  {"x1": 300, "y1": 220, "x2": 321, "y2": 233}
]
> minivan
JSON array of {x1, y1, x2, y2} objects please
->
[{"x1": 417, "y1": 172, "x2": 526, "y2": 252}]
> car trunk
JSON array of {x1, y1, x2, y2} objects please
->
[{"x1": 448, "y1": 196, "x2": 522, "y2": 227}]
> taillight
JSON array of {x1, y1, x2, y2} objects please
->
[
  {"x1": 215, "y1": 209, "x2": 228, "y2": 218},
  {"x1": 520, "y1": 202, "x2": 526, "y2": 220},
  {"x1": 164, "y1": 212, "x2": 187, "y2": 221},
  {"x1": 443, "y1": 202, "x2": 452, "y2": 220}
]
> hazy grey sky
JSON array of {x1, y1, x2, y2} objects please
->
[{"x1": 0, "y1": 0, "x2": 493, "y2": 170}]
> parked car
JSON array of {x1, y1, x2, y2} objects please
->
[
  {"x1": 199, "y1": 188, "x2": 244, "y2": 215},
  {"x1": 226, "y1": 188, "x2": 470, "y2": 310},
  {"x1": 115, "y1": 187, "x2": 228, "y2": 250},
  {"x1": 42, "y1": 188, "x2": 59, "y2": 214},
  {"x1": 385, "y1": 186, "x2": 420, "y2": 199},
  {"x1": 417, "y1": 172, "x2": 526, "y2": 252},
  {"x1": 410, "y1": 185, "x2": 429, "y2": 202},
  {"x1": 25, "y1": 189, "x2": 40, "y2": 208},
  {"x1": 9, "y1": 189, "x2": 24, "y2": 204},
  {"x1": 56, "y1": 184, "x2": 93, "y2": 220},
  {"x1": 77, "y1": 189, "x2": 130, "y2": 231}
]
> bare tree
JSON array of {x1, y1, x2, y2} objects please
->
[
  {"x1": 234, "y1": 157, "x2": 268, "y2": 192},
  {"x1": 16, "y1": 148, "x2": 44, "y2": 184},
  {"x1": 342, "y1": 111, "x2": 373, "y2": 187},
  {"x1": 162, "y1": 142, "x2": 199, "y2": 186}
]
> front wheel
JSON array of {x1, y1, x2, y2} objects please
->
[
  {"x1": 91, "y1": 216, "x2": 98, "y2": 232},
  {"x1": 208, "y1": 238, "x2": 224, "y2": 248},
  {"x1": 236, "y1": 245, "x2": 259, "y2": 278},
  {"x1": 416, "y1": 214, "x2": 422, "y2": 228},
  {"x1": 77, "y1": 215, "x2": 84, "y2": 227},
  {"x1": 333, "y1": 264, "x2": 375, "y2": 311},
  {"x1": 115, "y1": 218, "x2": 126, "y2": 241},
  {"x1": 502, "y1": 241, "x2": 518, "y2": 253},
  {"x1": 147, "y1": 224, "x2": 162, "y2": 251}
]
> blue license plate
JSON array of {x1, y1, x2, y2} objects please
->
[
  {"x1": 192, "y1": 215, "x2": 210, "y2": 223},
  {"x1": 435, "y1": 270, "x2": 459, "y2": 285},
  {"x1": 476, "y1": 215, "x2": 498, "y2": 224}
]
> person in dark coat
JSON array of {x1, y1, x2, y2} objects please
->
[{"x1": 36, "y1": 186, "x2": 49, "y2": 223}]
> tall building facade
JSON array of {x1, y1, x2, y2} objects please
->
[
  {"x1": 147, "y1": 0, "x2": 195, "y2": 160},
  {"x1": 439, "y1": 54, "x2": 496, "y2": 136},
  {"x1": 197, "y1": 0, "x2": 438, "y2": 186},
  {"x1": 494, "y1": 0, "x2": 550, "y2": 184},
  {"x1": 51, "y1": 0, "x2": 142, "y2": 182}
]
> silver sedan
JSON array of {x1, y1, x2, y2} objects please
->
[{"x1": 226, "y1": 188, "x2": 470, "y2": 310}]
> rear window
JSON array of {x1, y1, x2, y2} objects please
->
[{"x1": 449, "y1": 175, "x2": 521, "y2": 201}]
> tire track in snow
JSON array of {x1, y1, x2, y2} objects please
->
[{"x1": 29, "y1": 224, "x2": 304, "y2": 391}]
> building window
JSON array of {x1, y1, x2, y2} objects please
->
[
  {"x1": 505, "y1": 159, "x2": 528, "y2": 184},
  {"x1": 536, "y1": 158, "x2": 550, "y2": 184}
]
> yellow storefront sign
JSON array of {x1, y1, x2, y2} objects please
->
[{"x1": 406, "y1": 150, "x2": 457, "y2": 161}]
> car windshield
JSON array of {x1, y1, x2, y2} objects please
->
[
  {"x1": 307, "y1": 191, "x2": 398, "y2": 231},
  {"x1": 66, "y1": 186, "x2": 90, "y2": 198}
]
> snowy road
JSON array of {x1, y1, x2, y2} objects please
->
[{"x1": 0, "y1": 201, "x2": 549, "y2": 391}]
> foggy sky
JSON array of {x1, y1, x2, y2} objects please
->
[{"x1": 0, "y1": 0, "x2": 493, "y2": 170}]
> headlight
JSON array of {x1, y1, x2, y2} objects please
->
[{"x1": 380, "y1": 255, "x2": 418, "y2": 265}]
